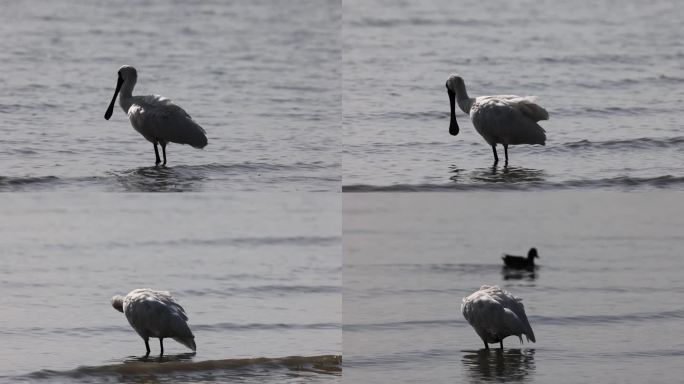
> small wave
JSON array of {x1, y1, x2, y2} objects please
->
[
  {"x1": 2, "y1": 322, "x2": 340, "y2": 337},
  {"x1": 572, "y1": 73, "x2": 684, "y2": 90},
  {"x1": 533, "y1": 308, "x2": 684, "y2": 326},
  {"x1": 194, "y1": 322, "x2": 340, "y2": 332},
  {"x1": 182, "y1": 284, "x2": 341, "y2": 297},
  {"x1": 20, "y1": 355, "x2": 341, "y2": 381},
  {"x1": 115, "y1": 161, "x2": 336, "y2": 176},
  {"x1": 561, "y1": 136, "x2": 684, "y2": 151},
  {"x1": 0, "y1": 175, "x2": 61, "y2": 189},
  {"x1": 379, "y1": 110, "x2": 447, "y2": 122},
  {"x1": 347, "y1": 262, "x2": 493, "y2": 275},
  {"x1": 538, "y1": 53, "x2": 650, "y2": 66},
  {"x1": 343, "y1": 174, "x2": 684, "y2": 192},
  {"x1": 350, "y1": 16, "x2": 486, "y2": 29},
  {"x1": 346, "y1": 347, "x2": 460, "y2": 368},
  {"x1": 102, "y1": 235, "x2": 340, "y2": 249},
  {"x1": 344, "y1": 319, "x2": 458, "y2": 332},
  {"x1": 0, "y1": 160, "x2": 339, "y2": 192}
]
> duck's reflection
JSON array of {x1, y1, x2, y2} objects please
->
[
  {"x1": 462, "y1": 348, "x2": 535, "y2": 383},
  {"x1": 501, "y1": 266, "x2": 538, "y2": 281}
]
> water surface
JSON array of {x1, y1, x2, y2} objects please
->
[
  {"x1": 0, "y1": 193, "x2": 341, "y2": 383},
  {"x1": 344, "y1": 193, "x2": 684, "y2": 383},
  {"x1": 0, "y1": 0, "x2": 340, "y2": 192},
  {"x1": 343, "y1": 0, "x2": 684, "y2": 191}
]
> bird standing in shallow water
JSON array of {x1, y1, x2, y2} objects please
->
[
  {"x1": 104, "y1": 65, "x2": 208, "y2": 165},
  {"x1": 112, "y1": 288, "x2": 196, "y2": 357},
  {"x1": 462, "y1": 285, "x2": 535, "y2": 350},
  {"x1": 503, "y1": 247, "x2": 539, "y2": 270},
  {"x1": 446, "y1": 74, "x2": 549, "y2": 165}
]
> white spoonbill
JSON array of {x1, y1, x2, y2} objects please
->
[
  {"x1": 104, "y1": 65, "x2": 208, "y2": 165},
  {"x1": 446, "y1": 74, "x2": 548, "y2": 164},
  {"x1": 462, "y1": 285, "x2": 535, "y2": 350},
  {"x1": 111, "y1": 288, "x2": 196, "y2": 357}
]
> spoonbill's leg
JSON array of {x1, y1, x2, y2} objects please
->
[
  {"x1": 161, "y1": 142, "x2": 167, "y2": 165},
  {"x1": 491, "y1": 145, "x2": 499, "y2": 164},
  {"x1": 503, "y1": 144, "x2": 509, "y2": 165},
  {"x1": 144, "y1": 338, "x2": 151, "y2": 357},
  {"x1": 159, "y1": 338, "x2": 164, "y2": 356},
  {"x1": 499, "y1": 340, "x2": 504, "y2": 350},
  {"x1": 154, "y1": 143, "x2": 161, "y2": 165},
  {"x1": 483, "y1": 340, "x2": 489, "y2": 350}
]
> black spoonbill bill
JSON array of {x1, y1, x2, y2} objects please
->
[
  {"x1": 104, "y1": 65, "x2": 208, "y2": 165},
  {"x1": 462, "y1": 285, "x2": 536, "y2": 350},
  {"x1": 446, "y1": 74, "x2": 548, "y2": 165},
  {"x1": 502, "y1": 248, "x2": 539, "y2": 269},
  {"x1": 111, "y1": 288, "x2": 196, "y2": 357}
]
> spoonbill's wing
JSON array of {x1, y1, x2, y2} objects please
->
[
  {"x1": 130, "y1": 95, "x2": 208, "y2": 148},
  {"x1": 152, "y1": 290, "x2": 190, "y2": 321},
  {"x1": 462, "y1": 288, "x2": 513, "y2": 342},
  {"x1": 489, "y1": 288, "x2": 536, "y2": 342},
  {"x1": 507, "y1": 96, "x2": 549, "y2": 122},
  {"x1": 462, "y1": 286, "x2": 536, "y2": 343},
  {"x1": 125, "y1": 290, "x2": 196, "y2": 350},
  {"x1": 472, "y1": 97, "x2": 547, "y2": 145},
  {"x1": 152, "y1": 291, "x2": 197, "y2": 351}
]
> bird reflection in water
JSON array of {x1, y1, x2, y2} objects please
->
[
  {"x1": 501, "y1": 267, "x2": 538, "y2": 281},
  {"x1": 462, "y1": 348, "x2": 535, "y2": 383},
  {"x1": 113, "y1": 165, "x2": 206, "y2": 192},
  {"x1": 471, "y1": 165, "x2": 546, "y2": 184},
  {"x1": 124, "y1": 351, "x2": 196, "y2": 364},
  {"x1": 447, "y1": 164, "x2": 546, "y2": 185}
]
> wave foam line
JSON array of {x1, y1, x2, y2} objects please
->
[{"x1": 23, "y1": 355, "x2": 341, "y2": 380}]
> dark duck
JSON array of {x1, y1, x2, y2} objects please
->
[{"x1": 502, "y1": 248, "x2": 539, "y2": 269}]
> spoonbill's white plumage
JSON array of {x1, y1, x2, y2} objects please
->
[
  {"x1": 462, "y1": 285, "x2": 535, "y2": 350},
  {"x1": 446, "y1": 74, "x2": 548, "y2": 164},
  {"x1": 111, "y1": 288, "x2": 196, "y2": 357},
  {"x1": 104, "y1": 65, "x2": 208, "y2": 165}
]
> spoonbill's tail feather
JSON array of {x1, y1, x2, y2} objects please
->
[
  {"x1": 172, "y1": 118, "x2": 208, "y2": 149},
  {"x1": 508, "y1": 296, "x2": 535, "y2": 343}
]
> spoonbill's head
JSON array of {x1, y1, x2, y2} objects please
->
[
  {"x1": 528, "y1": 248, "x2": 539, "y2": 259},
  {"x1": 104, "y1": 65, "x2": 137, "y2": 120},
  {"x1": 446, "y1": 74, "x2": 463, "y2": 136},
  {"x1": 111, "y1": 295, "x2": 125, "y2": 313},
  {"x1": 445, "y1": 74, "x2": 465, "y2": 93},
  {"x1": 117, "y1": 65, "x2": 138, "y2": 83}
]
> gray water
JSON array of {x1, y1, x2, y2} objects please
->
[
  {"x1": 343, "y1": 193, "x2": 684, "y2": 383},
  {"x1": 343, "y1": 0, "x2": 684, "y2": 191},
  {"x1": 0, "y1": 194, "x2": 341, "y2": 383},
  {"x1": 0, "y1": 0, "x2": 340, "y2": 192}
]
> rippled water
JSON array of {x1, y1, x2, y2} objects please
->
[
  {"x1": 343, "y1": 0, "x2": 684, "y2": 191},
  {"x1": 343, "y1": 193, "x2": 684, "y2": 383},
  {"x1": 0, "y1": 0, "x2": 340, "y2": 192},
  {"x1": 0, "y1": 194, "x2": 341, "y2": 383}
]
